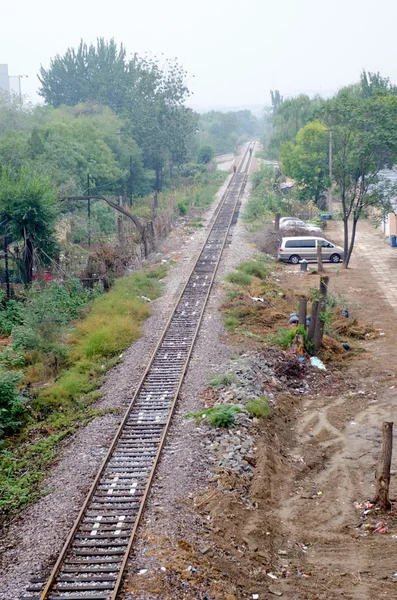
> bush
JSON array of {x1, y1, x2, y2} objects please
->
[
  {"x1": 224, "y1": 316, "x2": 239, "y2": 332},
  {"x1": 237, "y1": 261, "x2": 270, "y2": 280},
  {"x1": 186, "y1": 404, "x2": 241, "y2": 428},
  {"x1": 0, "y1": 370, "x2": 25, "y2": 436},
  {"x1": 246, "y1": 397, "x2": 271, "y2": 418},
  {"x1": 225, "y1": 271, "x2": 253, "y2": 286},
  {"x1": 198, "y1": 144, "x2": 215, "y2": 164},
  {"x1": 177, "y1": 200, "x2": 188, "y2": 215}
]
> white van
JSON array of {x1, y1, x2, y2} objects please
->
[{"x1": 277, "y1": 237, "x2": 344, "y2": 264}]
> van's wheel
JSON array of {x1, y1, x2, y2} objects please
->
[
  {"x1": 289, "y1": 255, "x2": 301, "y2": 264},
  {"x1": 330, "y1": 253, "x2": 341, "y2": 263}
]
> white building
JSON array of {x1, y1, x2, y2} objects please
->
[{"x1": 0, "y1": 64, "x2": 9, "y2": 93}]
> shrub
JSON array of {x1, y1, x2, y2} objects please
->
[
  {"x1": 237, "y1": 261, "x2": 270, "y2": 280},
  {"x1": 177, "y1": 200, "x2": 188, "y2": 215},
  {"x1": 0, "y1": 370, "x2": 25, "y2": 436},
  {"x1": 186, "y1": 404, "x2": 241, "y2": 428},
  {"x1": 224, "y1": 316, "x2": 239, "y2": 332},
  {"x1": 225, "y1": 271, "x2": 253, "y2": 286},
  {"x1": 246, "y1": 397, "x2": 271, "y2": 418},
  {"x1": 209, "y1": 372, "x2": 238, "y2": 387}
]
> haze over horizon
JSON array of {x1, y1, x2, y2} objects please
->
[{"x1": 2, "y1": 0, "x2": 397, "y2": 109}]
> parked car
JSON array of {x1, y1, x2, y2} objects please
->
[
  {"x1": 277, "y1": 236, "x2": 344, "y2": 264},
  {"x1": 278, "y1": 217, "x2": 323, "y2": 234}
]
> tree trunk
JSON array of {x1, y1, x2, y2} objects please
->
[
  {"x1": 308, "y1": 300, "x2": 319, "y2": 343},
  {"x1": 275, "y1": 213, "x2": 280, "y2": 232},
  {"x1": 317, "y1": 244, "x2": 324, "y2": 273},
  {"x1": 375, "y1": 421, "x2": 393, "y2": 511},
  {"x1": 152, "y1": 190, "x2": 158, "y2": 213},
  {"x1": 313, "y1": 276, "x2": 329, "y2": 352},
  {"x1": 23, "y1": 237, "x2": 34, "y2": 286},
  {"x1": 299, "y1": 297, "x2": 307, "y2": 329},
  {"x1": 155, "y1": 167, "x2": 162, "y2": 192},
  {"x1": 345, "y1": 215, "x2": 359, "y2": 268},
  {"x1": 3, "y1": 225, "x2": 10, "y2": 299},
  {"x1": 342, "y1": 214, "x2": 349, "y2": 269}
]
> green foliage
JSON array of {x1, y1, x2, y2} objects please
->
[
  {"x1": 0, "y1": 370, "x2": 25, "y2": 436},
  {"x1": 280, "y1": 121, "x2": 329, "y2": 208},
  {"x1": 224, "y1": 316, "x2": 240, "y2": 332},
  {"x1": 197, "y1": 144, "x2": 215, "y2": 164},
  {"x1": 267, "y1": 94, "x2": 323, "y2": 159},
  {"x1": 0, "y1": 266, "x2": 166, "y2": 517},
  {"x1": 177, "y1": 200, "x2": 188, "y2": 215},
  {"x1": 236, "y1": 261, "x2": 269, "y2": 280},
  {"x1": 270, "y1": 324, "x2": 310, "y2": 350},
  {"x1": 186, "y1": 404, "x2": 241, "y2": 428},
  {"x1": 245, "y1": 397, "x2": 271, "y2": 418},
  {"x1": 225, "y1": 271, "x2": 253, "y2": 286},
  {"x1": 209, "y1": 372, "x2": 238, "y2": 387}
]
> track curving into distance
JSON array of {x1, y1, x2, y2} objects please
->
[{"x1": 23, "y1": 142, "x2": 255, "y2": 600}]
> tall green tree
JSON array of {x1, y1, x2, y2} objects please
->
[
  {"x1": 267, "y1": 94, "x2": 323, "y2": 159},
  {"x1": 38, "y1": 38, "x2": 131, "y2": 112},
  {"x1": 322, "y1": 87, "x2": 397, "y2": 267},
  {"x1": 280, "y1": 121, "x2": 329, "y2": 208},
  {"x1": 0, "y1": 168, "x2": 58, "y2": 284}
]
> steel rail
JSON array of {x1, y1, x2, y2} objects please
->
[{"x1": 24, "y1": 142, "x2": 255, "y2": 600}]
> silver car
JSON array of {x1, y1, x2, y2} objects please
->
[
  {"x1": 279, "y1": 218, "x2": 323, "y2": 235},
  {"x1": 277, "y1": 236, "x2": 345, "y2": 264}
]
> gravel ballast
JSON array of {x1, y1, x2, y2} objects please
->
[{"x1": 0, "y1": 153, "x2": 256, "y2": 599}]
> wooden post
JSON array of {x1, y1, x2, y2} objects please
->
[
  {"x1": 275, "y1": 213, "x2": 280, "y2": 232},
  {"x1": 299, "y1": 297, "x2": 307, "y2": 329},
  {"x1": 314, "y1": 276, "x2": 329, "y2": 352},
  {"x1": 317, "y1": 244, "x2": 324, "y2": 272},
  {"x1": 308, "y1": 300, "x2": 318, "y2": 342},
  {"x1": 375, "y1": 421, "x2": 393, "y2": 511}
]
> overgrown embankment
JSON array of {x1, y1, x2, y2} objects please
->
[{"x1": 0, "y1": 266, "x2": 166, "y2": 518}]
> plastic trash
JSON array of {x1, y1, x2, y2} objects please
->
[
  {"x1": 342, "y1": 343, "x2": 351, "y2": 351},
  {"x1": 250, "y1": 296, "x2": 265, "y2": 302},
  {"x1": 342, "y1": 307, "x2": 349, "y2": 318},
  {"x1": 310, "y1": 356, "x2": 326, "y2": 370},
  {"x1": 288, "y1": 315, "x2": 299, "y2": 324},
  {"x1": 141, "y1": 295, "x2": 151, "y2": 302}
]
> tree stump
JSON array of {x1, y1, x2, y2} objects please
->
[
  {"x1": 375, "y1": 421, "x2": 393, "y2": 511},
  {"x1": 299, "y1": 297, "x2": 307, "y2": 329}
]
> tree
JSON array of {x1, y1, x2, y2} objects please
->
[
  {"x1": 38, "y1": 38, "x2": 131, "y2": 112},
  {"x1": 0, "y1": 168, "x2": 58, "y2": 284},
  {"x1": 322, "y1": 87, "x2": 397, "y2": 267},
  {"x1": 198, "y1": 144, "x2": 215, "y2": 164},
  {"x1": 280, "y1": 121, "x2": 329, "y2": 207},
  {"x1": 267, "y1": 94, "x2": 323, "y2": 159}
]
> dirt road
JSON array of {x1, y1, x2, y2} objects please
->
[{"x1": 271, "y1": 219, "x2": 397, "y2": 599}]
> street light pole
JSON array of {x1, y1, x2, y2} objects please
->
[{"x1": 328, "y1": 129, "x2": 333, "y2": 214}]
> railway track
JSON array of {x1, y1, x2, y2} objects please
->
[{"x1": 23, "y1": 142, "x2": 255, "y2": 600}]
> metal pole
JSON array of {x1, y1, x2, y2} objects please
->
[
  {"x1": 87, "y1": 173, "x2": 91, "y2": 247},
  {"x1": 328, "y1": 129, "x2": 333, "y2": 214},
  {"x1": 129, "y1": 154, "x2": 133, "y2": 206}
]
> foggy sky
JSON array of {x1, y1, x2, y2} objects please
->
[{"x1": 3, "y1": 0, "x2": 397, "y2": 109}]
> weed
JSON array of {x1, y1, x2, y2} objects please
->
[
  {"x1": 225, "y1": 271, "x2": 253, "y2": 286},
  {"x1": 270, "y1": 324, "x2": 310, "y2": 350},
  {"x1": 186, "y1": 404, "x2": 241, "y2": 428},
  {"x1": 209, "y1": 372, "x2": 238, "y2": 387},
  {"x1": 227, "y1": 290, "x2": 240, "y2": 300},
  {"x1": 0, "y1": 370, "x2": 25, "y2": 436},
  {"x1": 224, "y1": 316, "x2": 239, "y2": 332},
  {"x1": 237, "y1": 261, "x2": 270, "y2": 280},
  {"x1": 177, "y1": 200, "x2": 188, "y2": 216},
  {"x1": 246, "y1": 397, "x2": 272, "y2": 418}
]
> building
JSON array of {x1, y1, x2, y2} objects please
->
[
  {"x1": 378, "y1": 169, "x2": 397, "y2": 237},
  {"x1": 0, "y1": 64, "x2": 9, "y2": 93}
]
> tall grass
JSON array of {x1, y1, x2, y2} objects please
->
[{"x1": 0, "y1": 265, "x2": 166, "y2": 517}]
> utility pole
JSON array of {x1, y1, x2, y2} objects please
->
[
  {"x1": 129, "y1": 155, "x2": 133, "y2": 206},
  {"x1": 328, "y1": 129, "x2": 333, "y2": 214},
  {"x1": 87, "y1": 173, "x2": 91, "y2": 247},
  {"x1": 4, "y1": 219, "x2": 10, "y2": 298}
]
